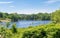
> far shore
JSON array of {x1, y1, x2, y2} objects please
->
[{"x1": 0, "y1": 19, "x2": 11, "y2": 22}]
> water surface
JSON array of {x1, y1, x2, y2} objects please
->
[{"x1": 0, "y1": 20, "x2": 51, "y2": 28}]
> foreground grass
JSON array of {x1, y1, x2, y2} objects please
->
[{"x1": 0, "y1": 23, "x2": 60, "y2": 38}]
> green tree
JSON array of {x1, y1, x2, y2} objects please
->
[
  {"x1": 11, "y1": 23, "x2": 17, "y2": 33},
  {"x1": 51, "y1": 10, "x2": 60, "y2": 23}
]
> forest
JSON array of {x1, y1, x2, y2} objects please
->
[
  {"x1": 0, "y1": 9, "x2": 60, "y2": 38},
  {"x1": 0, "y1": 12, "x2": 51, "y2": 22}
]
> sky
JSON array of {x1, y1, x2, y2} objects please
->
[{"x1": 0, "y1": 0, "x2": 60, "y2": 14}]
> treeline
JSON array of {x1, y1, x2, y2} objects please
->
[{"x1": 0, "y1": 12, "x2": 51, "y2": 21}]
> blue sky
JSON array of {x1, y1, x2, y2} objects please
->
[{"x1": 0, "y1": 0, "x2": 60, "y2": 14}]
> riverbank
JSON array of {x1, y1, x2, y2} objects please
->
[{"x1": 0, "y1": 19, "x2": 11, "y2": 22}]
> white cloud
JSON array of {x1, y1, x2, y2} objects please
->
[
  {"x1": 10, "y1": 6, "x2": 15, "y2": 7},
  {"x1": 16, "y1": 9, "x2": 50, "y2": 14},
  {"x1": 0, "y1": 1, "x2": 13, "y2": 4},
  {"x1": 45, "y1": 0, "x2": 60, "y2": 4},
  {"x1": 0, "y1": 8, "x2": 55, "y2": 14}
]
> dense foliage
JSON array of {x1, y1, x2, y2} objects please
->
[{"x1": 1, "y1": 23, "x2": 60, "y2": 38}]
